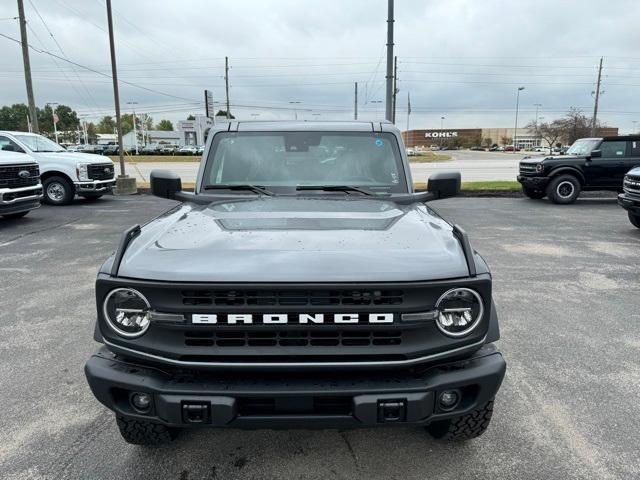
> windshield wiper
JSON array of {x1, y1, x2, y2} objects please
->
[
  {"x1": 203, "y1": 184, "x2": 274, "y2": 196},
  {"x1": 296, "y1": 185, "x2": 379, "y2": 196}
]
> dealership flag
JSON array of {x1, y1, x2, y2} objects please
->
[{"x1": 53, "y1": 113, "x2": 59, "y2": 124}]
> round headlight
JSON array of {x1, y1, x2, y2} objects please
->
[
  {"x1": 435, "y1": 288, "x2": 484, "y2": 337},
  {"x1": 103, "y1": 288, "x2": 151, "y2": 338},
  {"x1": 536, "y1": 163, "x2": 544, "y2": 172}
]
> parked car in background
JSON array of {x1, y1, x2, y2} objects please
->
[
  {"x1": 517, "y1": 136, "x2": 640, "y2": 203},
  {"x1": 141, "y1": 144, "x2": 160, "y2": 155},
  {"x1": 178, "y1": 145, "x2": 198, "y2": 155},
  {"x1": 429, "y1": 144, "x2": 439, "y2": 151},
  {"x1": 81, "y1": 144, "x2": 105, "y2": 155},
  {"x1": 0, "y1": 131, "x2": 115, "y2": 205},
  {"x1": 0, "y1": 150, "x2": 42, "y2": 219},
  {"x1": 618, "y1": 166, "x2": 640, "y2": 228},
  {"x1": 470, "y1": 146, "x2": 484, "y2": 151},
  {"x1": 406, "y1": 148, "x2": 417, "y2": 156},
  {"x1": 159, "y1": 144, "x2": 179, "y2": 155},
  {"x1": 197, "y1": 145, "x2": 205, "y2": 155},
  {"x1": 103, "y1": 144, "x2": 119, "y2": 155},
  {"x1": 504, "y1": 146, "x2": 515, "y2": 152},
  {"x1": 66, "y1": 145, "x2": 82, "y2": 152}
]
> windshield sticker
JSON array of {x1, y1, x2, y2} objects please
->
[{"x1": 375, "y1": 138, "x2": 384, "y2": 147}]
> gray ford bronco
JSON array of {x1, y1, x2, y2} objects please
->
[{"x1": 85, "y1": 121, "x2": 506, "y2": 445}]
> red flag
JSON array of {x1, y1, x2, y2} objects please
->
[{"x1": 53, "y1": 113, "x2": 59, "y2": 124}]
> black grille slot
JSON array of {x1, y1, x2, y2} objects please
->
[
  {"x1": 87, "y1": 163, "x2": 115, "y2": 180},
  {"x1": 237, "y1": 396, "x2": 352, "y2": 416},
  {"x1": 184, "y1": 329, "x2": 402, "y2": 347},
  {"x1": 0, "y1": 164, "x2": 39, "y2": 188},
  {"x1": 623, "y1": 175, "x2": 640, "y2": 195},
  {"x1": 181, "y1": 289, "x2": 404, "y2": 307}
]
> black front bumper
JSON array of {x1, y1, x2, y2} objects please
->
[
  {"x1": 85, "y1": 345, "x2": 505, "y2": 429},
  {"x1": 517, "y1": 175, "x2": 549, "y2": 189},
  {"x1": 618, "y1": 193, "x2": 640, "y2": 214}
]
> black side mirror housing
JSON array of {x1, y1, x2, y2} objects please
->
[
  {"x1": 590, "y1": 149, "x2": 602, "y2": 158},
  {"x1": 427, "y1": 171, "x2": 461, "y2": 199},
  {"x1": 150, "y1": 169, "x2": 182, "y2": 199}
]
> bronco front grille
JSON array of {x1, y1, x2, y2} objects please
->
[
  {"x1": 519, "y1": 163, "x2": 538, "y2": 174},
  {"x1": 623, "y1": 175, "x2": 640, "y2": 195},
  {"x1": 184, "y1": 329, "x2": 402, "y2": 347},
  {"x1": 181, "y1": 289, "x2": 405, "y2": 307},
  {"x1": 87, "y1": 163, "x2": 115, "y2": 180},
  {"x1": 0, "y1": 164, "x2": 39, "y2": 188}
]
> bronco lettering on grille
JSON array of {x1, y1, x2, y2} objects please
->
[{"x1": 191, "y1": 313, "x2": 394, "y2": 325}]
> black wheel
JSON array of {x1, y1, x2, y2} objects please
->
[
  {"x1": 2, "y1": 211, "x2": 29, "y2": 219},
  {"x1": 43, "y1": 176, "x2": 74, "y2": 205},
  {"x1": 522, "y1": 186, "x2": 545, "y2": 199},
  {"x1": 80, "y1": 194, "x2": 103, "y2": 201},
  {"x1": 629, "y1": 212, "x2": 640, "y2": 229},
  {"x1": 546, "y1": 174, "x2": 581, "y2": 204},
  {"x1": 426, "y1": 400, "x2": 494, "y2": 441},
  {"x1": 116, "y1": 415, "x2": 179, "y2": 445}
]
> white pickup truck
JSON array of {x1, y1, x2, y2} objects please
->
[
  {"x1": 0, "y1": 131, "x2": 116, "y2": 205},
  {"x1": 0, "y1": 150, "x2": 43, "y2": 219}
]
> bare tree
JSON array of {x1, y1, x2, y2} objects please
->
[
  {"x1": 528, "y1": 120, "x2": 563, "y2": 155},
  {"x1": 500, "y1": 135, "x2": 512, "y2": 147}
]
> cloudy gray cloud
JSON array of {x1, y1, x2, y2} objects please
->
[{"x1": 1, "y1": 0, "x2": 639, "y2": 131}]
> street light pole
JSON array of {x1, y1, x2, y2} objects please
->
[
  {"x1": 47, "y1": 102, "x2": 59, "y2": 144},
  {"x1": 127, "y1": 101, "x2": 138, "y2": 155},
  {"x1": 289, "y1": 101, "x2": 301, "y2": 120},
  {"x1": 440, "y1": 116, "x2": 445, "y2": 148},
  {"x1": 514, "y1": 86, "x2": 525, "y2": 151}
]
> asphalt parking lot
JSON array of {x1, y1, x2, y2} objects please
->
[{"x1": 1, "y1": 194, "x2": 639, "y2": 480}]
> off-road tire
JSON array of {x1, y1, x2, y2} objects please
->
[
  {"x1": 546, "y1": 174, "x2": 581, "y2": 204},
  {"x1": 116, "y1": 415, "x2": 178, "y2": 445},
  {"x1": 2, "y1": 211, "x2": 29, "y2": 219},
  {"x1": 629, "y1": 212, "x2": 640, "y2": 229},
  {"x1": 426, "y1": 400, "x2": 494, "y2": 441},
  {"x1": 43, "y1": 176, "x2": 74, "y2": 205},
  {"x1": 522, "y1": 186, "x2": 545, "y2": 199}
]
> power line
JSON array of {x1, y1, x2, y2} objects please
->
[{"x1": 0, "y1": 31, "x2": 200, "y2": 102}]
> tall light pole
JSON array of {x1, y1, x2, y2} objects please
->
[
  {"x1": 126, "y1": 101, "x2": 138, "y2": 155},
  {"x1": 106, "y1": 0, "x2": 136, "y2": 194},
  {"x1": 46, "y1": 102, "x2": 59, "y2": 144},
  {"x1": 289, "y1": 101, "x2": 301, "y2": 120},
  {"x1": 440, "y1": 116, "x2": 445, "y2": 148},
  {"x1": 514, "y1": 86, "x2": 525, "y2": 151}
]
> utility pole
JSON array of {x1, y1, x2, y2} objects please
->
[
  {"x1": 225, "y1": 56, "x2": 231, "y2": 119},
  {"x1": 591, "y1": 57, "x2": 603, "y2": 136},
  {"x1": 106, "y1": 0, "x2": 135, "y2": 194},
  {"x1": 392, "y1": 55, "x2": 398, "y2": 124},
  {"x1": 384, "y1": 0, "x2": 394, "y2": 122},
  {"x1": 17, "y1": 0, "x2": 38, "y2": 133},
  {"x1": 354, "y1": 82, "x2": 358, "y2": 120}
]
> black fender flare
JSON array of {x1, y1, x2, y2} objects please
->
[
  {"x1": 486, "y1": 299, "x2": 500, "y2": 344},
  {"x1": 548, "y1": 167, "x2": 585, "y2": 185}
]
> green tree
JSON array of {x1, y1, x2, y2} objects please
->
[
  {"x1": 86, "y1": 122, "x2": 98, "y2": 143},
  {"x1": 215, "y1": 110, "x2": 235, "y2": 119},
  {"x1": 0, "y1": 103, "x2": 31, "y2": 131},
  {"x1": 186, "y1": 114, "x2": 196, "y2": 120},
  {"x1": 482, "y1": 137, "x2": 493, "y2": 148},
  {"x1": 156, "y1": 119, "x2": 174, "y2": 131},
  {"x1": 37, "y1": 104, "x2": 79, "y2": 135},
  {"x1": 96, "y1": 116, "x2": 116, "y2": 134}
]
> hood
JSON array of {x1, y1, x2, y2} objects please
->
[
  {"x1": 521, "y1": 155, "x2": 584, "y2": 165},
  {"x1": 117, "y1": 197, "x2": 470, "y2": 282},
  {"x1": 0, "y1": 151, "x2": 36, "y2": 165},
  {"x1": 30, "y1": 151, "x2": 113, "y2": 165},
  {"x1": 627, "y1": 166, "x2": 640, "y2": 176}
]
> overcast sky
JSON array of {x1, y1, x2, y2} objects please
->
[{"x1": 1, "y1": 0, "x2": 639, "y2": 131}]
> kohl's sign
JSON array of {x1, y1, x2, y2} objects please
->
[{"x1": 425, "y1": 131, "x2": 458, "y2": 138}]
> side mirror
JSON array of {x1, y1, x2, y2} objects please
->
[
  {"x1": 590, "y1": 149, "x2": 602, "y2": 158},
  {"x1": 150, "y1": 169, "x2": 182, "y2": 199},
  {"x1": 427, "y1": 171, "x2": 461, "y2": 199}
]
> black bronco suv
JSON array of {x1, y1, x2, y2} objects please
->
[
  {"x1": 518, "y1": 136, "x2": 640, "y2": 204},
  {"x1": 618, "y1": 166, "x2": 640, "y2": 228},
  {"x1": 85, "y1": 121, "x2": 506, "y2": 445}
]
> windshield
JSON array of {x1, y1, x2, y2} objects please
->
[
  {"x1": 203, "y1": 131, "x2": 407, "y2": 193},
  {"x1": 566, "y1": 139, "x2": 601, "y2": 156},
  {"x1": 14, "y1": 134, "x2": 65, "y2": 152}
]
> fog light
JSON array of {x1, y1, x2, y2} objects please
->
[
  {"x1": 439, "y1": 390, "x2": 459, "y2": 410},
  {"x1": 131, "y1": 392, "x2": 151, "y2": 411}
]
